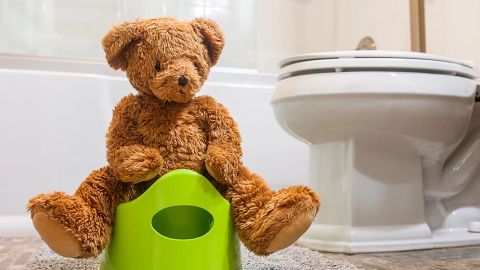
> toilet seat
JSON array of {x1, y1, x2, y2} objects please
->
[
  {"x1": 274, "y1": 51, "x2": 478, "y2": 101},
  {"x1": 278, "y1": 51, "x2": 477, "y2": 80}
]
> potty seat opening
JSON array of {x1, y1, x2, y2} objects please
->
[{"x1": 151, "y1": 205, "x2": 214, "y2": 240}]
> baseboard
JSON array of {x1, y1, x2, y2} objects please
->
[{"x1": 0, "y1": 215, "x2": 36, "y2": 237}]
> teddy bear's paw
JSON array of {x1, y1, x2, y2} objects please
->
[
  {"x1": 28, "y1": 192, "x2": 111, "y2": 258},
  {"x1": 266, "y1": 207, "x2": 316, "y2": 253},
  {"x1": 113, "y1": 146, "x2": 164, "y2": 182},
  {"x1": 261, "y1": 186, "x2": 320, "y2": 254},
  {"x1": 32, "y1": 212, "x2": 82, "y2": 258},
  {"x1": 205, "y1": 162, "x2": 224, "y2": 183},
  {"x1": 205, "y1": 145, "x2": 241, "y2": 185}
]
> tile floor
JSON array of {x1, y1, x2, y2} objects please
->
[
  {"x1": 320, "y1": 245, "x2": 480, "y2": 270},
  {"x1": 0, "y1": 237, "x2": 42, "y2": 270}
]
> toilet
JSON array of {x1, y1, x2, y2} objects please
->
[{"x1": 272, "y1": 51, "x2": 480, "y2": 253}]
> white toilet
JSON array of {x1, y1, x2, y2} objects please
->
[{"x1": 272, "y1": 51, "x2": 480, "y2": 253}]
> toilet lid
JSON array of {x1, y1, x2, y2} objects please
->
[{"x1": 278, "y1": 51, "x2": 477, "y2": 80}]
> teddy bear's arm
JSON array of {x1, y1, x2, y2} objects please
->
[
  {"x1": 106, "y1": 95, "x2": 164, "y2": 182},
  {"x1": 196, "y1": 96, "x2": 243, "y2": 185}
]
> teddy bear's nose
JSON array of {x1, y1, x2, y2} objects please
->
[{"x1": 178, "y1": 75, "x2": 189, "y2": 86}]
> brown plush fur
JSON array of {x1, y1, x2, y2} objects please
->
[{"x1": 27, "y1": 17, "x2": 320, "y2": 258}]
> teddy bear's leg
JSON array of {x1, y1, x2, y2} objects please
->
[
  {"x1": 27, "y1": 166, "x2": 134, "y2": 258},
  {"x1": 224, "y1": 167, "x2": 320, "y2": 255}
]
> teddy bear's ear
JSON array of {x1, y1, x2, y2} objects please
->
[
  {"x1": 101, "y1": 21, "x2": 143, "y2": 70},
  {"x1": 191, "y1": 18, "x2": 225, "y2": 66}
]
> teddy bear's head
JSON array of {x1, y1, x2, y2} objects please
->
[{"x1": 102, "y1": 17, "x2": 224, "y2": 103}]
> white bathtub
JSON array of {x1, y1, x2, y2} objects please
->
[{"x1": 0, "y1": 54, "x2": 308, "y2": 236}]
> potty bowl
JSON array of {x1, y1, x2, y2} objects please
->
[{"x1": 100, "y1": 169, "x2": 242, "y2": 270}]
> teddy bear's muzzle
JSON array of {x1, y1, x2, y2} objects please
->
[
  {"x1": 150, "y1": 74, "x2": 199, "y2": 103},
  {"x1": 178, "y1": 75, "x2": 189, "y2": 87}
]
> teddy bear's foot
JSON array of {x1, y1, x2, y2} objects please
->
[
  {"x1": 265, "y1": 207, "x2": 316, "y2": 253},
  {"x1": 228, "y1": 171, "x2": 320, "y2": 256},
  {"x1": 254, "y1": 185, "x2": 319, "y2": 255},
  {"x1": 28, "y1": 189, "x2": 115, "y2": 258},
  {"x1": 32, "y1": 212, "x2": 82, "y2": 258}
]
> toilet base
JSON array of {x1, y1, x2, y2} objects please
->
[
  {"x1": 297, "y1": 223, "x2": 480, "y2": 253},
  {"x1": 303, "y1": 140, "x2": 480, "y2": 253}
]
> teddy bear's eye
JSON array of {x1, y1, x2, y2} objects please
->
[{"x1": 154, "y1": 60, "x2": 161, "y2": 71}]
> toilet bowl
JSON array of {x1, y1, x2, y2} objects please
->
[{"x1": 272, "y1": 51, "x2": 480, "y2": 253}]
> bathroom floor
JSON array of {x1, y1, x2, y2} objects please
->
[
  {"x1": 0, "y1": 237, "x2": 42, "y2": 270},
  {"x1": 320, "y1": 245, "x2": 480, "y2": 269},
  {"x1": 1, "y1": 237, "x2": 480, "y2": 270}
]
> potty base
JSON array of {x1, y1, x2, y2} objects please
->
[{"x1": 100, "y1": 169, "x2": 242, "y2": 270}]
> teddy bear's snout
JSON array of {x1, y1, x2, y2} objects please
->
[{"x1": 178, "y1": 75, "x2": 189, "y2": 86}]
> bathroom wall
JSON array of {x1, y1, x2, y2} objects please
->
[
  {"x1": 257, "y1": 0, "x2": 411, "y2": 72},
  {"x1": 256, "y1": 0, "x2": 480, "y2": 73},
  {"x1": 2, "y1": 0, "x2": 479, "y2": 72},
  {"x1": 0, "y1": 0, "x2": 256, "y2": 68},
  {"x1": 425, "y1": 0, "x2": 480, "y2": 70}
]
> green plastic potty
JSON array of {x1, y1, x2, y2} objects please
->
[{"x1": 100, "y1": 169, "x2": 242, "y2": 270}]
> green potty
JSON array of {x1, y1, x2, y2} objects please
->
[{"x1": 100, "y1": 169, "x2": 242, "y2": 270}]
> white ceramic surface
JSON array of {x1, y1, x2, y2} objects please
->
[
  {"x1": 279, "y1": 50, "x2": 475, "y2": 69},
  {"x1": 273, "y1": 51, "x2": 480, "y2": 253},
  {"x1": 0, "y1": 54, "x2": 307, "y2": 236}
]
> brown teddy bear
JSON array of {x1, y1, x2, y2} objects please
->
[{"x1": 27, "y1": 17, "x2": 320, "y2": 258}]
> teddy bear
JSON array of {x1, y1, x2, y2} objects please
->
[{"x1": 27, "y1": 17, "x2": 320, "y2": 258}]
